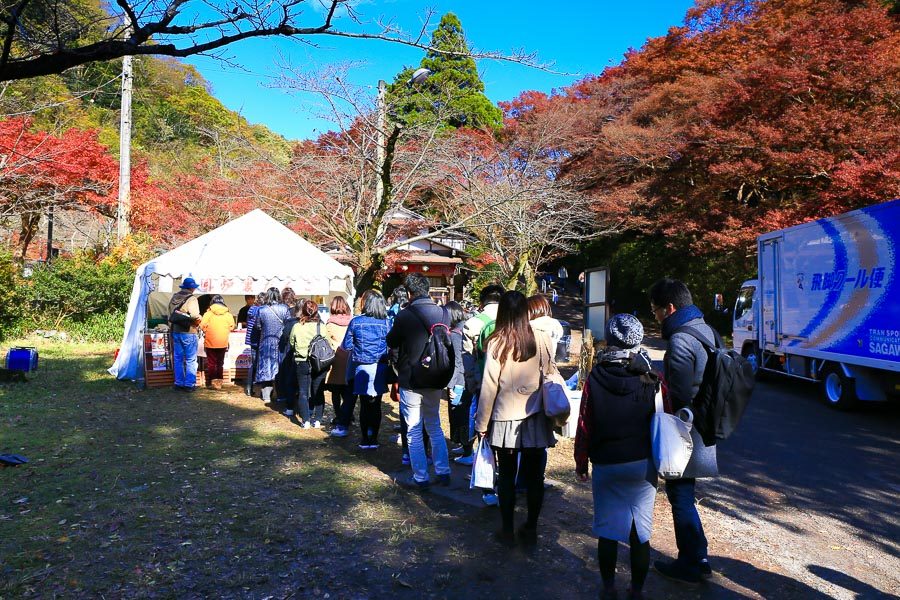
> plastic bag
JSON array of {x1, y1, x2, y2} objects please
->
[
  {"x1": 650, "y1": 390, "x2": 694, "y2": 479},
  {"x1": 470, "y1": 437, "x2": 496, "y2": 490}
]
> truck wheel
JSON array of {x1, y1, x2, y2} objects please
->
[
  {"x1": 742, "y1": 344, "x2": 764, "y2": 380},
  {"x1": 820, "y1": 365, "x2": 857, "y2": 410}
]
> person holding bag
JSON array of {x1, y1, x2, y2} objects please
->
[
  {"x1": 474, "y1": 290, "x2": 555, "y2": 547},
  {"x1": 574, "y1": 314, "x2": 657, "y2": 600}
]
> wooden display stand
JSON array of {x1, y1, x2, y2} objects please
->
[
  {"x1": 144, "y1": 332, "x2": 174, "y2": 388},
  {"x1": 143, "y1": 331, "x2": 251, "y2": 389}
]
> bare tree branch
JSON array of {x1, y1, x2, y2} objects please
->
[{"x1": 0, "y1": 0, "x2": 559, "y2": 82}]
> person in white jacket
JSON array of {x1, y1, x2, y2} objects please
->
[{"x1": 527, "y1": 294, "x2": 564, "y2": 346}]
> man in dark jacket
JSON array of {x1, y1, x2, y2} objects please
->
[
  {"x1": 649, "y1": 278, "x2": 718, "y2": 584},
  {"x1": 386, "y1": 273, "x2": 451, "y2": 488},
  {"x1": 168, "y1": 277, "x2": 201, "y2": 391}
]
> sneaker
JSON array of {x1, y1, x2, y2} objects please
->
[
  {"x1": 401, "y1": 453, "x2": 410, "y2": 466},
  {"x1": 301, "y1": 421, "x2": 312, "y2": 429},
  {"x1": 368, "y1": 444, "x2": 379, "y2": 450},
  {"x1": 482, "y1": 492, "x2": 499, "y2": 507},
  {"x1": 358, "y1": 444, "x2": 370, "y2": 450},
  {"x1": 330, "y1": 426, "x2": 348, "y2": 438},
  {"x1": 653, "y1": 560, "x2": 702, "y2": 585},
  {"x1": 312, "y1": 421, "x2": 322, "y2": 429},
  {"x1": 283, "y1": 409, "x2": 295, "y2": 417},
  {"x1": 436, "y1": 473, "x2": 451, "y2": 486},
  {"x1": 450, "y1": 445, "x2": 465, "y2": 456},
  {"x1": 398, "y1": 475, "x2": 430, "y2": 490},
  {"x1": 453, "y1": 455, "x2": 474, "y2": 466},
  {"x1": 699, "y1": 558, "x2": 713, "y2": 577}
]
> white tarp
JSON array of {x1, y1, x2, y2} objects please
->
[{"x1": 109, "y1": 209, "x2": 355, "y2": 381}]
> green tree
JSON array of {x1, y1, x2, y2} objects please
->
[{"x1": 386, "y1": 13, "x2": 503, "y2": 132}]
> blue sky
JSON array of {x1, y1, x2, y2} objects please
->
[{"x1": 186, "y1": 1, "x2": 696, "y2": 141}]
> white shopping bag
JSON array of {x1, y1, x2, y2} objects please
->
[
  {"x1": 470, "y1": 437, "x2": 496, "y2": 490},
  {"x1": 650, "y1": 389, "x2": 694, "y2": 479}
]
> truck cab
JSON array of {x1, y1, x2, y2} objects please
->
[{"x1": 732, "y1": 280, "x2": 759, "y2": 370}]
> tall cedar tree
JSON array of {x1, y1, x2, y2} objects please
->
[{"x1": 386, "y1": 13, "x2": 503, "y2": 132}]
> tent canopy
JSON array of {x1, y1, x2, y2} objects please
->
[{"x1": 109, "y1": 210, "x2": 355, "y2": 381}]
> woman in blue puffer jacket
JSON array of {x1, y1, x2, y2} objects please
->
[{"x1": 341, "y1": 290, "x2": 389, "y2": 449}]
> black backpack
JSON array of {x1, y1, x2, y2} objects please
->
[
  {"x1": 676, "y1": 326, "x2": 755, "y2": 446},
  {"x1": 307, "y1": 321, "x2": 336, "y2": 374},
  {"x1": 408, "y1": 306, "x2": 456, "y2": 390}
]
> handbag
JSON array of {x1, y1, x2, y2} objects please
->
[
  {"x1": 169, "y1": 296, "x2": 196, "y2": 328},
  {"x1": 470, "y1": 437, "x2": 496, "y2": 490},
  {"x1": 650, "y1": 386, "x2": 695, "y2": 479},
  {"x1": 307, "y1": 321, "x2": 336, "y2": 374},
  {"x1": 539, "y1": 338, "x2": 571, "y2": 425}
]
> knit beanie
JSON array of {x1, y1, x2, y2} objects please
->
[{"x1": 605, "y1": 313, "x2": 644, "y2": 349}]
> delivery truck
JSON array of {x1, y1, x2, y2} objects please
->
[{"x1": 731, "y1": 199, "x2": 900, "y2": 409}]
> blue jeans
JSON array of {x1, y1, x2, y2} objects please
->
[
  {"x1": 399, "y1": 388, "x2": 450, "y2": 483},
  {"x1": 665, "y1": 478, "x2": 708, "y2": 571},
  {"x1": 172, "y1": 333, "x2": 198, "y2": 388}
]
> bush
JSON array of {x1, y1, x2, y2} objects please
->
[
  {"x1": 24, "y1": 254, "x2": 133, "y2": 329},
  {"x1": 60, "y1": 310, "x2": 127, "y2": 342},
  {"x1": 0, "y1": 250, "x2": 26, "y2": 341},
  {"x1": 12, "y1": 237, "x2": 150, "y2": 339}
]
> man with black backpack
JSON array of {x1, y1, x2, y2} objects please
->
[
  {"x1": 386, "y1": 273, "x2": 454, "y2": 489},
  {"x1": 649, "y1": 278, "x2": 718, "y2": 584}
]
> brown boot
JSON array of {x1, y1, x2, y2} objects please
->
[{"x1": 212, "y1": 379, "x2": 223, "y2": 390}]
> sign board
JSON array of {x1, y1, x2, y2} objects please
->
[{"x1": 583, "y1": 266, "x2": 609, "y2": 342}]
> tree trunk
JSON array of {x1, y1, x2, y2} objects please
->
[
  {"x1": 354, "y1": 252, "x2": 384, "y2": 296},
  {"x1": 18, "y1": 211, "x2": 41, "y2": 261}
]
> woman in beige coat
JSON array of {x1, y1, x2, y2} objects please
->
[
  {"x1": 325, "y1": 296, "x2": 353, "y2": 436},
  {"x1": 475, "y1": 290, "x2": 555, "y2": 547}
]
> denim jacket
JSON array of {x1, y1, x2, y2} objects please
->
[{"x1": 341, "y1": 315, "x2": 388, "y2": 365}]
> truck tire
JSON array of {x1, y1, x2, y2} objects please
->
[
  {"x1": 742, "y1": 343, "x2": 765, "y2": 380},
  {"x1": 820, "y1": 365, "x2": 857, "y2": 410}
]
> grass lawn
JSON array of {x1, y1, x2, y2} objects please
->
[{"x1": 1, "y1": 338, "x2": 608, "y2": 599}]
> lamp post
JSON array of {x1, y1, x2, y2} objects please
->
[{"x1": 375, "y1": 68, "x2": 432, "y2": 208}]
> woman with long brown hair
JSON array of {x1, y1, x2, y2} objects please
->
[
  {"x1": 475, "y1": 290, "x2": 556, "y2": 547},
  {"x1": 325, "y1": 295, "x2": 354, "y2": 436}
]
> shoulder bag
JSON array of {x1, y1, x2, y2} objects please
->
[
  {"x1": 169, "y1": 296, "x2": 197, "y2": 328},
  {"x1": 538, "y1": 336, "x2": 570, "y2": 425}
]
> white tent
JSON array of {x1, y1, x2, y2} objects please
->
[{"x1": 109, "y1": 209, "x2": 355, "y2": 381}]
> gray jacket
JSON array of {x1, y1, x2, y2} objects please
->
[{"x1": 664, "y1": 316, "x2": 718, "y2": 478}]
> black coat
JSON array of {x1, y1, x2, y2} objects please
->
[
  {"x1": 586, "y1": 362, "x2": 656, "y2": 465},
  {"x1": 386, "y1": 297, "x2": 447, "y2": 389}
]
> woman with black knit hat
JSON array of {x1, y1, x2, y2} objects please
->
[{"x1": 574, "y1": 313, "x2": 658, "y2": 600}]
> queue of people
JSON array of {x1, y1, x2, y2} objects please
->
[{"x1": 168, "y1": 274, "x2": 719, "y2": 598}]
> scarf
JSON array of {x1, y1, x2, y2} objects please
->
[{"x1": 661, "y1": 304, "x2": 704, "y2": 340}]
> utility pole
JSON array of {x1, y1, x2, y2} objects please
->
[
  {"x1": 46, "y1": 205, "x2": 53, "y2": 263},
  {"x1": 374, "y1": 79, "x2": 386, "y2": 207},
  {"x1": 116, "y1": 52, "x2": 133, "y2": 240}
]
